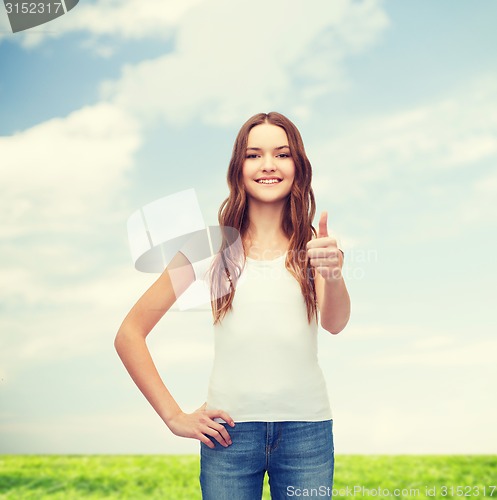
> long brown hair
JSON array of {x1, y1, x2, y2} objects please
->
[{"x1": 208, "y1": 112, "x2": 318, "y2": 325}]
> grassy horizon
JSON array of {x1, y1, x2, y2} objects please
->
[{"x1": 1, "y1": 454, "x2": 496, "y2": 499}]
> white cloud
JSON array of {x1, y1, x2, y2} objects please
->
[
  {"x1": 319, "y1": 322, "x2": 497, "y2": 368},
  {"x1": 0, "y1": 263, "x2": 143, "y2": 309},
  {"x1": 3, "y1": 398, "x2": 496, "y2": 454},
  {"x1": 474, "y1": 170, "x2": 497, "y2": 193},
  {"x1": 319, "y1": 324, "x2": 497, "y2": 454},
  {"x1": 327, "y1": 322, "x2": 415, "y2": 340},
  {"x1": 99, "y1": 0, "x2": 389, "y2": 127},
  {"x1": 370, "y1": 337, "x2": 497, "y2": 367},
  {"x1": 0, "y1": 408, "x2": 210, "y2": 454},
  {"x1": 0, "y1": 101, "x2": 144, "y2": 375},
  {"x1": 309, "y1": 72, "x2": 497, "y2": 242},
  {"x1": 0, "y1": 102, "x2": 142, "y2": 238},
  {"x1": 312, "y1": 74, "x2": 497, "y2": 201},
  {"x1": 325, "y1": 322, "x2": 496, "y2": 368},
  {"x1": 461, "y1": 167, "x2": 497, "y2": 225},
  {"x1": 2, "y1": 0, "x2": 390, "y2": 130},
  {"x1": 334, "y1": 404, "x2": 497, "y2": 454},
  {"x1": 0, "y1": 0, "x2": 205, "y2": 49},
  {"x1": 442, "y1": 135, "x2": 497, "y2": 167},
  {"x1": 0, "y1": 266, "x2": 214, "y2": 379},
  {"x1": 0, "y1": 8, "x2": 10, "y2": 38}
]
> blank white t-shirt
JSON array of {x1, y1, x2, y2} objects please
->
[{"x1": 204, "y1": 250, "x2": 335, "y2": 423}]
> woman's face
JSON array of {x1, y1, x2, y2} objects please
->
[{"x1": 242, "y1": 123, "x2": 295, "y2": 204}]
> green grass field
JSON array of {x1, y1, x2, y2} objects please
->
[{"x1": 0, "y1": 455, "x2": 495, "y2": 499}]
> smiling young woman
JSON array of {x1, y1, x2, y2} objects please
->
[{"x1": 115, "y1": 111, "x2": 350, "y2": 500}]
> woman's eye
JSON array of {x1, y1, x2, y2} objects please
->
[{"x1": 245, "y1": 153, "x2": 291, "y2": 159}]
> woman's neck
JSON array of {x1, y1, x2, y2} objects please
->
[{"x1": 243, "y1": 200, "x2": 289, "y2": 255}]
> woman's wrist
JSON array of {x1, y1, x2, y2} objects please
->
[{"x1": 162, "y1": 404, "x2": 184, "y2": 427}]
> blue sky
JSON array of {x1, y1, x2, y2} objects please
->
[{"x1": 1, "y1": 0, "x2": 496, "y2": 456}]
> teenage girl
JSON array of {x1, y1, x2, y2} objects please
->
[{"x1": 115, "y1": 111, "x2": 351, "y2": 499}]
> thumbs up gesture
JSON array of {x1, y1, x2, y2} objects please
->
[{"x1": 306, "y1": 211, "x2": 343, "y2": 282}]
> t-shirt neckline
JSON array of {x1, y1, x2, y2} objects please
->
[{"x1": 245, "y1": 251, "x2": 288, "y2": 263}]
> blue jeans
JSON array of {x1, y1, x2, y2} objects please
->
[{"x1": 199, "y1": 420, "x2": 334, "y2": 499}]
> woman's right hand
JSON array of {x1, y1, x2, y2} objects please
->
[{"x1": 166, "y1": 402, "x2": 235, "y2": 448}]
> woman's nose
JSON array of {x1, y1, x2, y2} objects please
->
[{"x1": 262, "y1": 154, "x2": 276, "y2": 171}]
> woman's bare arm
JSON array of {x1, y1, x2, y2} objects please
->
[{"x1": 114, "y1": 251, "x2": 234, "y2": 448}]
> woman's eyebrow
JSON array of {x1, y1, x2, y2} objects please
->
[{"x1": 246, "y1": 145, "x2": 290, "y2": 151}]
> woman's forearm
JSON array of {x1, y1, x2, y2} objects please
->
[
  {"x1": 114, "y1": 328, "x2": 183, "y2": 426},
  {"x1": 320, "y1": 276, "x2": 351, "y2": 335}
]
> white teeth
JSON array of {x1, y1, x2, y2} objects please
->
[{"x1": 257, "y1": 179, "x2": 281, "y2": 184}]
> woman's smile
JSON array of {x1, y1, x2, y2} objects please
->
[{"x1": 255, "y1": 177, "x2": 283, "y2": 185}]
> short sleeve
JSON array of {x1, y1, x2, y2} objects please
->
[
  {"x1": 191, "y1": 254, "x2": 215, "y2": 282},
  {"x1": 177, "y1": 229, "x2": 212, "y2": 281}
]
